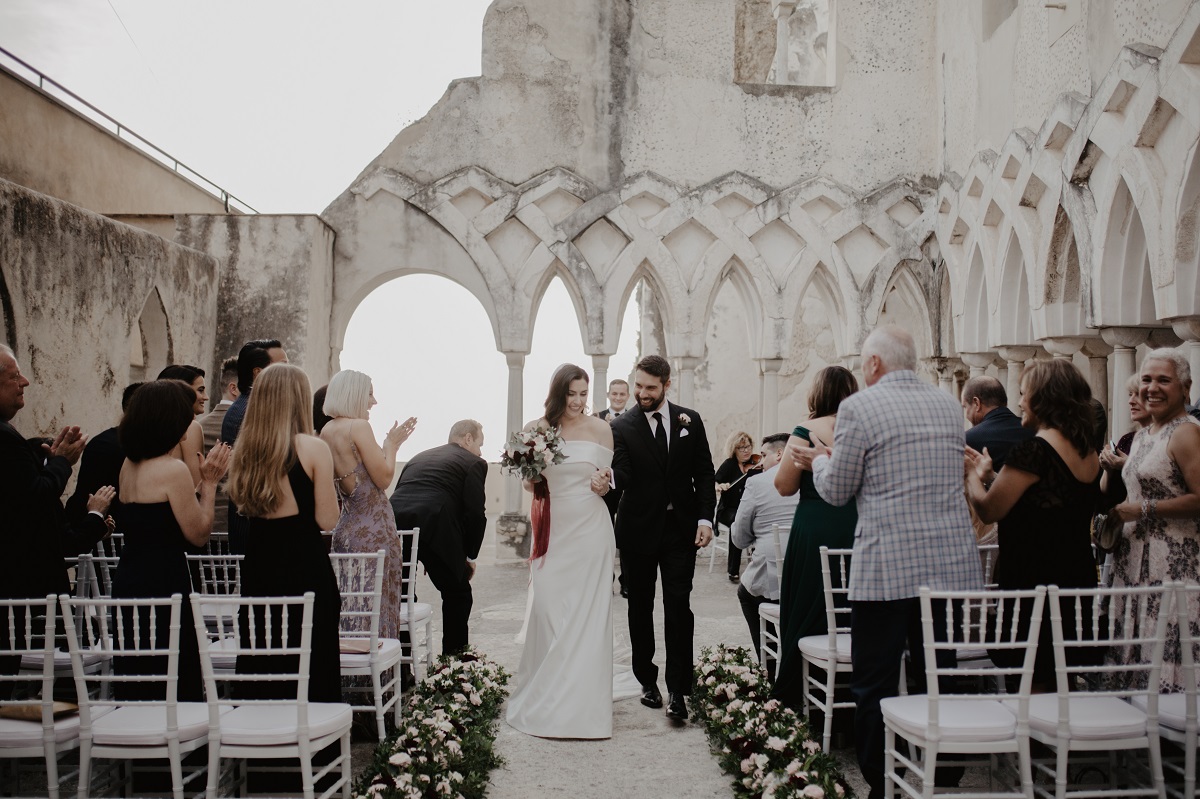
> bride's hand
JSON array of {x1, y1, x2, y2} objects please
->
[{"x1": 590, "y1": 467, "x2": 611, "y2": 496}]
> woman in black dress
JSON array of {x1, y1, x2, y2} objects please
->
[
  {"x1": 227, "y1": 363, "x2": 342, "y2": 701},
  {"x1": 965, "y1": 359, "x2": 1101, "y2": 686},
  {"x1": 715, "y1": 431, "x2": 763, "y2": 582},
  {"x1": 114, "y1": 379, "x2": 230, "y2": 700}
]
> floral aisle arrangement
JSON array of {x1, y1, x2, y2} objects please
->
[
  {"x1": 694, "y1": 645, "x2": 852, "y2": 799},
  {"x1": 500, "y1": 426, "x2": 567, "y2": 560},
  {"x1": 356, "y1": 649, "x2": 510, "y2": 799}
]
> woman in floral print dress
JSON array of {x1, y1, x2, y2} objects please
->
[{"x1": 1107, "y1": 348, "x2": 1200, "y2": 691}]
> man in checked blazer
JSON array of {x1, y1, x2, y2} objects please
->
[
  {"x1": 610, "y1": 355, "x2": 716, "y2": 723},
  {"x1": 790, "y1": 326, "x2": 981, "y2": 799}
]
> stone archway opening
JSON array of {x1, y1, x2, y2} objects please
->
[
  {"x1": 779, "y1": 263, "x2": 845, "y2": 429},
  {"x1": 0, "y1": 266, "x2": 14, "y2": 348},
  {"x1": 695, "y1": 268, "x2": 758, "y2": 448},
  {"x1": 129, "y1": 287, "x2": 171, "y2": 383},
  {"x1": 1098, "y1": 178, "x2": 1156, "y2": 326},
  {"x1": 338, "y1": 273, "x2": 505, "y2": 460}
]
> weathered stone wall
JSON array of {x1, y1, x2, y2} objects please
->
[
  {"x1": 353, "y1": 0, "x2": 937, "y2": 196},
  {"x1": 936, "y1": 0, "x2": 1192, "y2": 178},
  {"x1": 0, "y1": 178, "x2": 218, "y2": 438},
  {"x1": 175, "y1": 214, "x2": 335, "y2": 387},
  {"x1": 0, "y1": 68, "x2": 231, "y2": 219}
]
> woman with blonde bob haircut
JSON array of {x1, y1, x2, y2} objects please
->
[
  {"x1": 227, "y1": 363, "x2": 343, "y2": 700},
  {"x1": 320, "y1": 369, "x2": 416, "y2": 640}
]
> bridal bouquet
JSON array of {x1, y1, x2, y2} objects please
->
[
  {"x1": 500, "y1": 426, "x2": 567, "y2": 482},
  {"x1": 500, "y1": 427, "x2": 567, "y2": 561}
]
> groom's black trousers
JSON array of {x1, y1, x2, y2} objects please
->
[{"x1": 619, "y1": 510, "x2": 697, "y2": 695}]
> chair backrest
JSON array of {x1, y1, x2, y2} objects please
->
[
  {"x1": 1046, "y1": 583, "x2": 1173, "y2": 729},
  {"x1": 203, "y1": 532, "x2": 231, "y2": 557},
  {"x1": 978, "y1": 543, "x2": 999, "y2": 590},
  {"x1": 399, "y1": 528, "x2": 421, "y2": 624},
  {"x1": 918, "y1": 587, "x2": 1046, "y2": 724},
  {"x1": 186, "y1": 553, "x2": 243, "y2": 597},
  {"x1": 0, "y1": 595, "x2": 61, "y2": 727},
  {"x1": 1173, "y1": 583, "x2": 1199, "y2": 738},
  {"x1": 329, "y1": 550, "x2": 386, "y2": 645},
  {"x1": 818, "y1": 546, "x2": 853, "y2": 645},
  {"x1": 86, "y1": 556, "x2": 120, "y2": 599},
  {"x1": 59, "y1": 594, "x2": 184, "y2": 729},
  {"x1": 771, "y1": 524, "x2": 785, "y2": 577},
  {"x1": 94, "y1": 532, "x2": 124, "y2": 559},
  {"x1": 189, "y1": 593, "x2": 315, "y2": 727}
]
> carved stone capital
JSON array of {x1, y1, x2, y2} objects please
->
[
  {"x1": 1148, "y1": 327, "x2": 1184, "y2": 349},
  {"x1": 1077, "y1": 337, "x2": 1113, "y2": 359},
  {"x1": 757, "y1": 358, "x2": 785, "y2": 375},
  {"x1": 673, "y1": 356, "x2": 702, "y2": 372},
  {"x1": 1099, "y1": 327, "x2": 1150, "y2": 350},
  {"x1": 960, "y1": 351, "x2": 1002, "y2": 371},
  {"x1": 772, "y1": 0, "x2": 798, "y2": 20},
  {"x1": 995, "y1": 346, "x2": 1037, "y2": 365},
  {"x1": 1170, "y1": 316, "x2": 1200, "y2": 343},
  {"x1": 1039, "y1": 336, "x2": 1088, "y2": 359}
]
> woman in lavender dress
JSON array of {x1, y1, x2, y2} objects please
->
[{"x1": 320, "y1": 370, "x2": 416, "y2": 640}]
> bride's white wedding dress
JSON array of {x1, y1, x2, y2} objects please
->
[{"x1": 506, "y1": 439, "x2": 618, "y2": 739}]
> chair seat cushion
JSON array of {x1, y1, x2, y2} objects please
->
[
  {"x1": 1131, "y1": 693, "x2": 1194, "y2": 732},
  {"x1": 883, "y1": 695, "x2": 1016, "y2": 743},
  {"x1": 218, "y1": 703, "x2": 352, "y2": 746},
  {"x1": 797, "y1": 633, "x2": 852, "y2": 663},
  {"x1": 399, "y1": 603, "x2": 432, "y2": 625},
  {"x1": 92, "y1": 702, "x2": 211, "y2": 745},
  {"x1": 0, "y1": 712, "x2": 82, "y2": 747},
  {"x1": 1018, "y1": 695, "x2": 1148, "y2": 740},
  {"x1": 758, "y1": 603, "x2": 780, "y2": 623},
  {"x1": 340, "y1": 638, "x2": 403, "y2": 670}
]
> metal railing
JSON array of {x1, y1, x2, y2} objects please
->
[{"x1": 0, "y1": 45, "x2": 258, "y2": 214}]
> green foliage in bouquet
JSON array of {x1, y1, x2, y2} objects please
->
[{"x1": 499, "y1": 426, "x2": 567, "y2": 482}]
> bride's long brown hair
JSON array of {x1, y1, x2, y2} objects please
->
[
  {"x1": 543, "y1": 363, "x2": 589, "y2": 427},
  {"x1": 228, "y1": 363, "x2": 313, "y2": 517}
]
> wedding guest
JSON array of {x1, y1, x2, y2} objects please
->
[
  {"x1": 112, "y1": 379, "x2": 230, "y2": 700},
  {"x1": 0, "y1": 344, "x2": 108, "y2": 601},
  {"x1": 65, "y1": 381, "x2": 142, "y2": 536},
  {"x1": 597, "y1": 379, "x2": 629, "y2": 420},
  {"x1": 771, "y1": 365, "x2": 858, "y2": 709},
  {"x1": 158, "y1": 364, "x2": 207, "y2": 486},
  {"x1": 227, "y1": 363, "x2": 341, "y2": 700},
  {"x1": 390, "y1": 421, "x2": 488, "y2": 655},
  {"x1": 1106, "y1": 348, "x2": 1200, "y2": 691},
  {"x1": 221, "y1": 339, "x2": 288, "y2": 553},
  {"x1": 312, "y1": 384, "x2": 333, "y2": 433},
  {"x1": 198, "y1": 357, "x2": 238, "y2": 448},
  {"x1": 965, "y1": 359, "x2": 1101, "y2": 687},
  {"x1": 1098, "y1": 374, "x2": 1151, "y2": 504},
  {"x1": 321, "y1": 369, "x2": 416, "y2": 639},
  {"x1": 715, "y1": 431, "x2": 762, "y2": 583},
  {"x1": 788, "y1": 327, "x2": 980, "y2": 797},
  {"x1": 729, "y1": 433, "x2": 796, "y2": 659},
  {"x1": 962, "y1": 375, "x2": 1033, "y2": 472}
]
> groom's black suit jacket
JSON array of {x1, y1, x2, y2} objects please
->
[{"x1": 611, "y1": 401, "x2": 716, "y2": 553}]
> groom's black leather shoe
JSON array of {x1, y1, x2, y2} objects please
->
[
  {"x1": 639, "y1": 685, "x2": 663, "y2": 709},
  {"x1": 666, "y1": 693, "x2": 688, "y2": 721}
]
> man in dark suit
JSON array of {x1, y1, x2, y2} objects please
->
[
  {"x1": 596, "y1": 378, "x2": 629, "y2": 421},
  {"x1": 0, "y1": 344, "x2": 108, "y2": 601},
  {"x1": 611, "y1": 355, "x2": 716, "y2": 722},
  {"x1": 962, "y1": 375, "x2": 1033, "y2": 470},
  {"x1": 390, "y1": 420, "x2": 488, "y2": 656},
  {"x1": 65, "y1": 381, "x2": 143, "y2": 538}
]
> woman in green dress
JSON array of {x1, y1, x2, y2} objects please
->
[{"x1": 770, "y1": 365, "x2": 859, "y2": 711}]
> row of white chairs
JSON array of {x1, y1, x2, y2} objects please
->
[
  {"x1": 882, "y1": 581, "x2": 1199, "y2": 799},
  {"x1": 2, "y1": 591, "x2": 351, "y2": 799}
]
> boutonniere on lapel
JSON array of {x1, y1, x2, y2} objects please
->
[{"x1": 677, "y1": 413, "x2": 691, "y2": 437}]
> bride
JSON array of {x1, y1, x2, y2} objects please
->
[{"x1": 506, "y1": 363, "x2": 617, "y2": 739}]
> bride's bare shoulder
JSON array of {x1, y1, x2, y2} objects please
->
[{"x1": 522, "y1": 418, "x2": 549, "y2": 433}]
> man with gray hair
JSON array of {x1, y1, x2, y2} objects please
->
[
  {"x1": 790, "y1": 325, "x2": 980, "y2": 798},
  {"x1": 961, "y1": 375, "x2": 1032, "y2": 471},
  {"x1": 390, "y1": 420, "x2": 488, "y2": 655}
]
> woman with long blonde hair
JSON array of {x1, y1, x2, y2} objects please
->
[{"x1": 227, "y1": 363, "x2": 342, "y2": 700}]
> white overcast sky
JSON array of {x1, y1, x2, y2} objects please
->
[{"x1": 0, "y1": 0, "x2": 641, "y2": 457}]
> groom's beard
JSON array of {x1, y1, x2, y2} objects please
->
[{"x1": 637, "y1": 395, "x2": 665, "y2": 412}]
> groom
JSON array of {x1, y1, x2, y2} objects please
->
[{"x1": 611, "y1": 355, "x2": 716, "y2": 722}]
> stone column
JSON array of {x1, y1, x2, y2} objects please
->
[
  {"x1": 591, "y1": 354, "x2": 610, "y2": 414},
  {"x1": 1171, "y1": 317, "x2": 1200, "y2": 404},
  {"x1": 995, "y1": 347, "x2": 1037, "y2": 412},
  {"x1": 1101, "y1": 327, "x2": 1151, "y2": 438},
  {"x1": 771, "y1": 0, "x2": 798, "y2": 83},
  {"x1": 842, "y1": 354, "x2": 863, "y2": 390},
  {"x1": 495, "y1": 352, "x2": 530, "y2": 559},
  {"x1": 1079, "y1": 338, "x2": 1113, "y2": 416},
  {"x1": 758, "y1": 358, "x2": 784, "y2": 438},
  {"x1": 960, "y1": 351, "x2": 999, "y2": 379},
  {"x1": 674, "y1": 356, "x2": 700, "y2": 408},
  {"x1": 924, "y1": 357, "x2": 961, "y2": 396}
]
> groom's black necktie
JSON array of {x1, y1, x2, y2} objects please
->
[{"x1": 652, "y1": 411, "x2": 668, "y2": 462}]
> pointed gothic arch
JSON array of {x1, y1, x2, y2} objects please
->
[{"x1": 130, "y1": 287, "x2": 172, "y2": 383}]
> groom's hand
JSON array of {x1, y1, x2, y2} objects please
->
[{"x1": 694, "y1": 525, "x2": 712, "y2": 548}]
